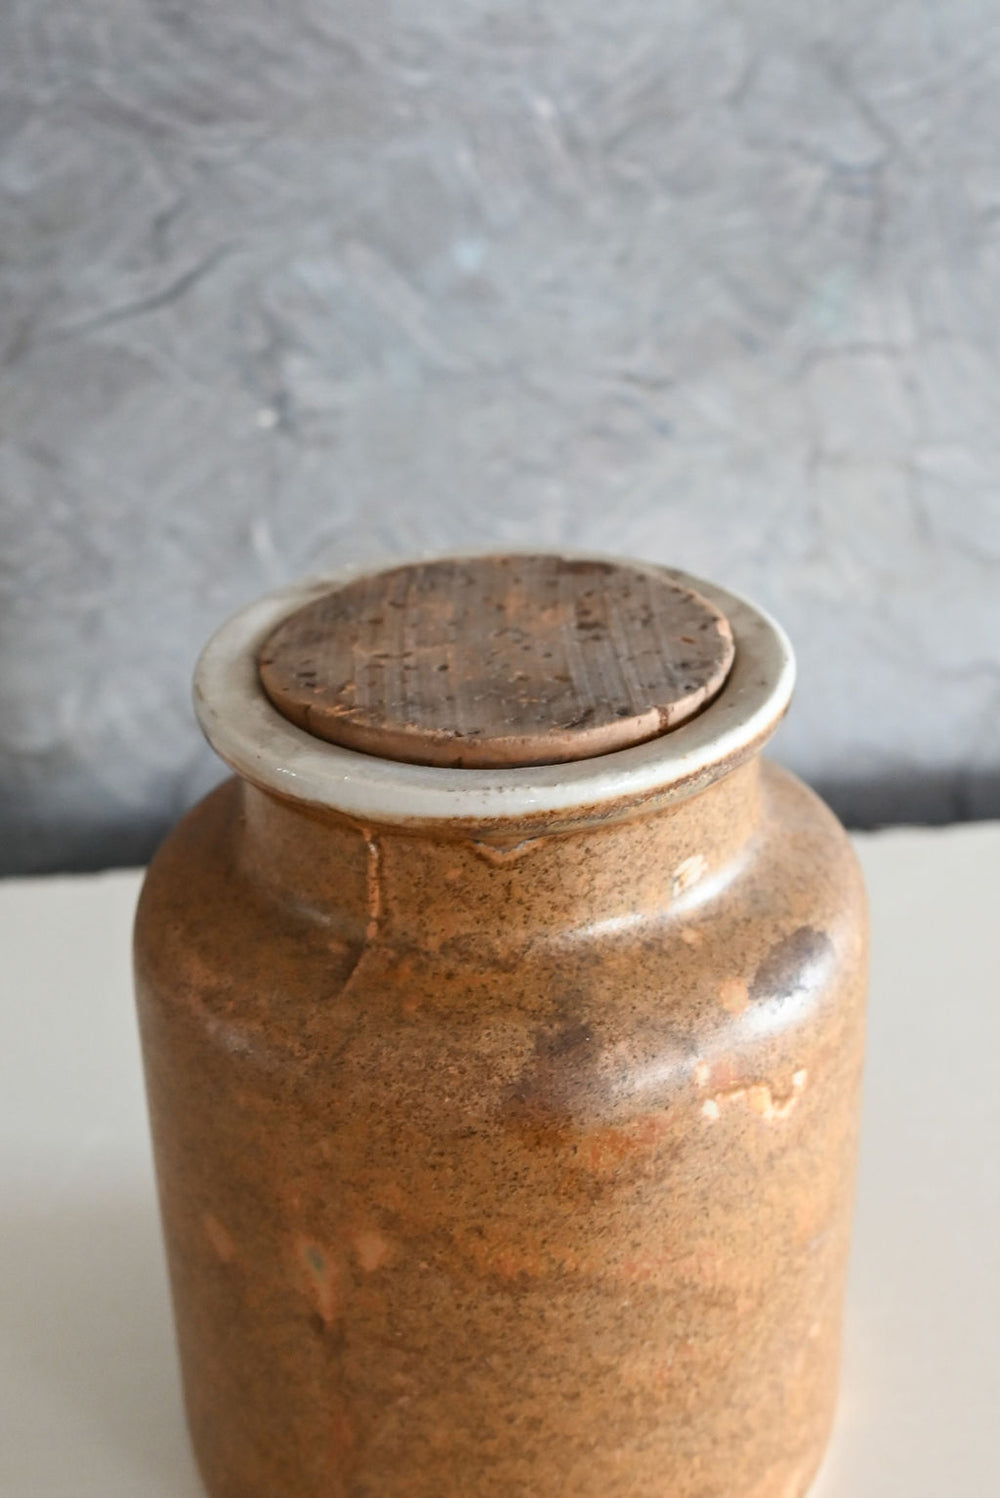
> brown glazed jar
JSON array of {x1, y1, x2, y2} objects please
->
[{"x1": 134, "y1": 554, "x2": 868, "y2": 1498}]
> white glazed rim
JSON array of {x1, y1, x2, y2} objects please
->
[{"x1": 193, "y1": 554, "x2": 795, "y2": 826}]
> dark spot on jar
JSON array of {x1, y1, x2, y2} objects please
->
[
  {"x1": 751, "y1": 926, "x2": 833, "y2": 1008},
  {"x1": 542, "y1": 1020, "x2": 595, "y2": 1060},
  {"x1": 505, "y1": 1017, "x2": 597, "y2": 1129}
]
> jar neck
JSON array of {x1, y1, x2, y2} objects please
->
[{"x1": 235, "y1": 759, "x2": 764, "y2": 953}]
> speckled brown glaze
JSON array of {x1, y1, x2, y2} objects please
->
[{"x1": 134, "y1": 561, "x2": 868, "y2": 1498}]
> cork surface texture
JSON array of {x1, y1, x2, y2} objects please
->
[{"x1": 257, "y1": 555, "x2": 735, "y2": 768}]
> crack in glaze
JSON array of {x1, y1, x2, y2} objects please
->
[
  {"x1": 363, "y1": 829, "x2": 382, "y2": 940},
  {"x1": 468, "y1": 836, "x2": 546, "y2": 866}
]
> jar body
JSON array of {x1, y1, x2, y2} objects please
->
[{"x1": 134, "y1": 757, "x2": 867, "y2": 1498}]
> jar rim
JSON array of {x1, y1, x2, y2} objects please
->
[{"x1": 193, "y1": 554, "x2": 795, "y2": 828}]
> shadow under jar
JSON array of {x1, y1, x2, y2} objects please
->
[{"x1": 134, "y1": 554, "x2": 868, "y2": 1498}]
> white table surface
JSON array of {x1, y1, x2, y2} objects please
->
[{"x1": 2, "y1": 823, "x2": 998, "y2": 1497}]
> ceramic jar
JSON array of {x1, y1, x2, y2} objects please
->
[{"x1": 134, "y1": 556, "x2": 868, "y2": 1498}]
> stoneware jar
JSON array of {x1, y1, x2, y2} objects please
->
[{"x1": 133, "y1": 553, "x2": 868, "y2": 1498}]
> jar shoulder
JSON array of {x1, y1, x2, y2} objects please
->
[
  {"x1": 748, "y1": 757, "x2": 868, "y2": 953},
  {"x1": 135, "y1": 764, "x2": 867, "y2": 1126},
  {"x1": 135, "y1": 776, "x2": 366, "y2": 1013},
  {"x1": 135, "y1": 763, "x2": 866, "y2": 983}
]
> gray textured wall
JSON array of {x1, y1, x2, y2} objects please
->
[{"x1": 2, "y1": 2, "x2": 1000, "y2": 873}]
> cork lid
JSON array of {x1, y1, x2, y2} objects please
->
[{"x1": 257, "y1": 555, "x2": 735, "y2": 769}]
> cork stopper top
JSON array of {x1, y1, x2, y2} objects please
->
[{"x1": 257, "y1": 554, "x2": 735, "y2": 769}]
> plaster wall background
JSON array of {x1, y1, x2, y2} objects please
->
[{"x1": 2, "y1": 2, "x2": 999, "y2": 871}]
